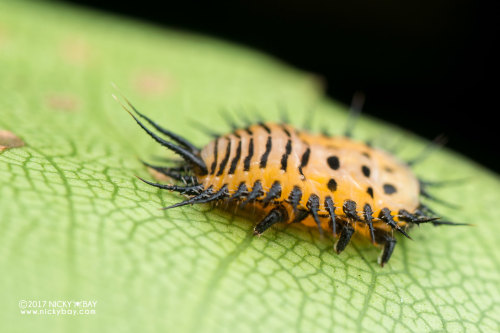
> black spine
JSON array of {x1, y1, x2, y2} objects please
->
[
  {"x1": 288, "y1": 186, "x2": 302, "y2": 212},
  {"x1": 324, "y1": 196, "x2": 337, "y2": 236},
  {"x1": 363, "y1": 203, "x2": 376, "y2": 244},
  {"x1": 262, "y1": 181, "x2": 282, "y2": 206},
  {"x1": 306, "y1": 194, "x2": 323, "y2": 235}
]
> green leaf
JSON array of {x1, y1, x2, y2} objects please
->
[{"x1": 1, "y1": 1, "x2": 499, "y2": 332}]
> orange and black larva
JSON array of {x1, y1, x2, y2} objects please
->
[{"x1": 125, "y1": 101, "x2": 465, "y2": 267}]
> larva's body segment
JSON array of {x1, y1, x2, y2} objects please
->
[
  {"x1": 199, "y1": 123, "x2": 419, "y2": 233},
  {"x1": 123, "y1": 101, "x2": 463, "y2": 267}
]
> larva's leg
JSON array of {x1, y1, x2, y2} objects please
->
[
  {"x1": 378, "y1": 235, "x2": 397, "y2": 267},
  {"x1": 334, "y1": 223, "x2": 355, "y2": 254},
  {"x1": 253, "y1": 207, "x2": 288, "y2": 236}
]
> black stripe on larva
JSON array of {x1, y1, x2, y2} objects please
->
[
  {"x1": 281, "y1": 125, "x2": 291, "y2": 137},
  {"x1": 300, "y1": 147, "x2": 311, "y2": 168},
  {"x1": 327, "y1": 178, "x2": 337, "y2": 192},
  {"x1": 260, "y1": 136, "x2": 272, "y2": 168},
  {"x1": 216, "y1": 139, "x2": 232, "y2": 176},
  {"x1": 243, "y1": 138, "x2": 254, "y2": 171},
  {"x1": 245, "y1": 127, "x2": 253, "y2": 135},
  {"x1": 210, "y1": 138, "x2": 219, "y2": 174},
  {"x1": 288, "y1": 186, "x2": 302, "y2": 211},
  {"x1": 280, "y1": 139, "x2": 292, "y2": 171},
  {"x1": 228, "y1": 140, "x2": 242, "y2": 174},
  {"x1": 298, "y1": 147, "x2": 310, "y2": 176},
  {"x1": 366, "y1": 187, "x2": 374, "y2": 198},
  {"x1": 259, "y1": 122, "x2": 271, "y2": 134},
  {"x1": 383, "y1": 184, "x2": 397, "y2": 194},
  {"x1": 327, "y1": 156, "x2": 340, "y2": 170},
  {"x1": 362, "y1": 165, "x2": 371, "y2": 177}
]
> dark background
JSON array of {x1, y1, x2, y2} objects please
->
[{"x1": 60, "y1": 0, "x2": 499, "y2": 173}]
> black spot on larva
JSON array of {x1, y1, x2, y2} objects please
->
[
  {"x1": 385, "y1": 166, "x2": 394, "y2": 173},
  {"x1": 327, "y1": 179, "x2": 337, "y2": 192},
  {"x1": 362, "y1": 152, "x2": 371, "y2": 158},
  {"x1": 362, "y1": 165, "x2": 371, "y2": 177},
  {"x1": 367, "y1": 187, "x2": 374, "y2": 198},
  {"x1": 383, "y1": 184, "x2": 397, "y2": 195},
  {"x1": 327, "y1": 156, "x2": 340, "y2": 170}
]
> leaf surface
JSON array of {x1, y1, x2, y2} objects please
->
[{"x1": 1, "y1": 1, "x2": 499, "y2": 332}]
